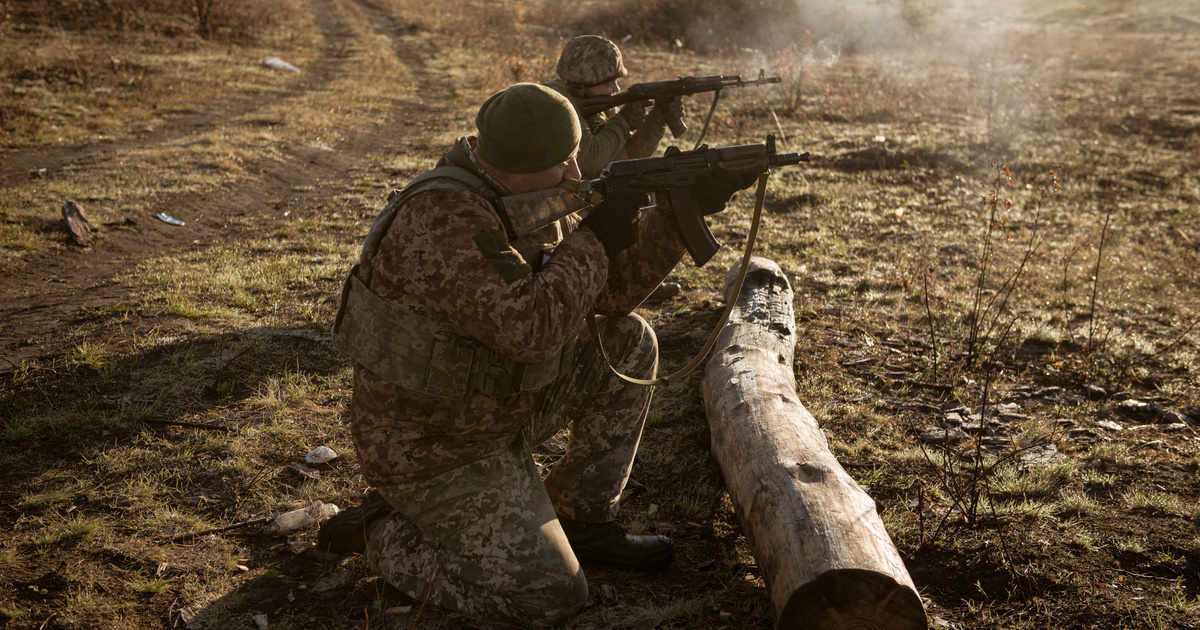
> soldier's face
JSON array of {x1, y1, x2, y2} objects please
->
[
  {"x1": 505, "y1": 152, "x2": 581, "y2": 194},
  {"x1": 582, "y1": 79, "x2": 620, "y2": 97}
]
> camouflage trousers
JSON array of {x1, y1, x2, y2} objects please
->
[{"x1": 366, "y1": 314, "x2": 658, "y2": 628}]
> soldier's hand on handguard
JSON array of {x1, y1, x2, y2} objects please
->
[
  {"x1": 578, "y1": 190, "x2": 648, "y2": 256},
  {"x1": 692, "y1": 167, "x2": 760, "y2": 216},
  {"x1": 618, "y1": 100, "x2": 648, "y2": 128}
]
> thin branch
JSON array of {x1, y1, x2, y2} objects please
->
[
  {"x1": 143, "y1": 419, "x2": 230, "y2": 432},
  {"x1": 168, "y1": 515, "x2": 270, "y2": 543},
  {"x1": 1088, "y1": 213, "x2": 1112, "y2": 348}
]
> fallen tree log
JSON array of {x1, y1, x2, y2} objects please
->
[{"x1": 700, "y1": 257, "x2": 926, "y2": 629}]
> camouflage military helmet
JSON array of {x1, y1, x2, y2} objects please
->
[{"x1": 556, "y1": 35, "x2": 628, "y2": 87}]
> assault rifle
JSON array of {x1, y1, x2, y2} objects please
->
[
  {"x1": 577, "y1": 135, "x2": 808, "y2": 266},
  {"x1": 497, "y1": 136, "x2": 808, "y2": 266},
  {"x1": 576, "y1": 71, "x2": 781, "y2": 137}
]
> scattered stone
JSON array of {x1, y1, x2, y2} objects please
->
[
  {"x1": 306, "y1": 445, "x2": 338, "y2": 464},
  {"x1": 287, "y1": 463, "x2": 320, "y2": 482},
  {"x1": 941, "y1": 402, "x2": 969, "y2": 414},
  {"x1": 961, "y1": 416, "x2": 997, "y2": 436},
  {"x1": 1097, "y1": 420, "x2": 1124, "y2": 432},
  {"x1": 251, "y1": 613, "x2": 269, "y2": 630},
  {"x1": 62, "y1": 199, "x2": 91, "y2": 247},
  {"x1": 597, "y1": 583, "x2": 619, "y2": 605},
  {"x1": 1018, "y1": 442, "x2": 1062, "y2": 467},
  {"x1": 1032, "y1": 386, "x2": 1064, "y2": 398},
  {"x1": 919, "y1": 427, "x2": 970, "y2": 444},
  {"x1": 1115, "y1": 399, "x2": 1176, "y2": 423},
  {"x1": 261, "y1": 56, "x2": 301, "y2": 73},
  {"x1": 1084, "y1": 384, "x2": 1108, "y2": 400},
  {"x1": 535, "y1": 435, "x2": 568, "y2": 456},
  {"x1": 177, "y1": 604, "x2": 205, "y2": 629},
  {"x1": 1055, "y1": 418, "x2": 1077, "y2": 428},
  {"x1": 1067, "y1": 427, "x2": 1110, "y2": 443},
  {"x1": 1157, "y1": 408, "x2": 1186, "y2": 425},
  {"x1": 943, "y1": 412, "x2": 964, "y2": 427}
]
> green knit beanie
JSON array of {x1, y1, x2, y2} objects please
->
[{"x1": 475, "y1": 83, "x2": 581, "y2": 174}]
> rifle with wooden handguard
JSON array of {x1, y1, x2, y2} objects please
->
[
  {"x1": 576, "y1": 71, "x2": 781, "y2": 137},
  {"x1": 497, "y1": 135, "x2": 808, "y2": 267}
]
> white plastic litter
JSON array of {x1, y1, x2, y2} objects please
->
[
  {"x1": 261, "y1": 56, "x2": 301, "y2": 73},
  {"x1": 306, "y1": 445, "x2": 338, "y2": 464},
  {"x1": 271, "y1": 501, "x2": 339, "y2": 534}
]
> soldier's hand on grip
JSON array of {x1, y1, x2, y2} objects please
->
[
  {"x1": 692, "y1": 167, "x2": 760, "y2": 216},
  {"x1": 578, "y1": 190, "x2": 647, "y2": 257},
  {"x1": 618, "y1": 100, "x2": 647, "y2": 128},
  {"x1": 654, "y1": 96, "x2": 685, "y2": 123}
]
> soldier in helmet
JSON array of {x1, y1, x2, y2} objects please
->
[
  {"x1": 319, "y1": 83, "x2": 750, "y2": 627},
  {"x1": 546, "y1": 34, "x2": 687, "y2": 301},
  {"x1": 544, "y1": 34, "x2": 684, "y2": 179}
]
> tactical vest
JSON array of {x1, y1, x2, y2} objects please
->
[{"x1": 331, "y1": 144, "x2": 585, "y2": 402}]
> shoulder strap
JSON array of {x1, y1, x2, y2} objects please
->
[{"x1": 332, "y1": 164, "x2": 495, "y2": 337}]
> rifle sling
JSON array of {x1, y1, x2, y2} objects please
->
[
  {"x1": 586, "y1": 171, "x2": 771, "y2": 389},
  {"x1": 691, "y1": 89, "x2": 721, "y2": 150}
]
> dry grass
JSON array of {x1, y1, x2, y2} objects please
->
[{"x1": 2, "y1": 0, "x2": 1200, "y2": 628}]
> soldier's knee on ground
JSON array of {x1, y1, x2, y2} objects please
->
[{"x1": 503, "y1": 568, "x2": 588, "y2": 628}]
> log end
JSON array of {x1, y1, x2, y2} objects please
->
[
  {"x1": 779, "y1": 568, "x2": 926, "y2": 630},
  {"x1": 723, "y1": 256, "x2": 789, "y2": 303}
]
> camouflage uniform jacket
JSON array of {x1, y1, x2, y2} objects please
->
[
  {"x1": 349, "y1": 137, "x2": 687, "y2": 486},
  {"x1": 544, "y1": 79, "x2": 669, "y2": 179}
]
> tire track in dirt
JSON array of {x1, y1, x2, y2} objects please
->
[
  {"x1": 0, "y1": 0, "x2": 355, "y2": 188},
  {"x1": 0, "y1": 0, "x2": 455, "y2": 373}
]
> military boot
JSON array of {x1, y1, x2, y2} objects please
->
[
  {"x1": 558, "y1": 518, "x2": 675, "y2": 571},
  {"x1": 317, "y1": 491, "x2": 395, "y2": 553}
]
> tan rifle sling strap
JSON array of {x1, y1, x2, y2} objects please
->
[{"x1": 586, "y1": 172, "x2": 772, "y2": 389}]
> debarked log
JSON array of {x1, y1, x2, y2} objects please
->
[{"x1": 700, "y1": 257, "x2": 926, "y2": 630}]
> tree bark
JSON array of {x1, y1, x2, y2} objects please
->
[{"x1": 700, "y1": 257, "x2": 926, "y2": 629}]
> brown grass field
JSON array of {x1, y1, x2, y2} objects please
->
[{"x1": 1, "y1": 0, "x2": 1199, "y2": 628}]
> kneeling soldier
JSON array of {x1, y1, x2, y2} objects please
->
[{"x1": 323, "y1": 83, "x2": 747, "y2": 627}]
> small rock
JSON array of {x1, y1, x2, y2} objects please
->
[
  {"x1": 535, "y1": 435, "x2": 568, "y2": 456},
  {"x1": 306, "y1": 446, "x2": 338, "y2": 464},
  {"x1": 261, "y1": 56, "x2": 301, "y2": 73},
  {"x1": 919, "y1": 427, "x2": 969, "y2": 444},
  {"x1": 1067, "y1": 427, "x2": 1110, "y2": 443},
  {"x1": 1084, "y1": 384, "x2": 1107, "y2": 400},
  {"x1": 1018, "y1": 442, "x2": 1062, "y2": 467},
  {"x1": 251, "y1": 613, "x2": 268, "y2": 630},
  {"x1": 598, "y1": 583, "x2": 618, "y2": 605},
  {"x1": 62, "y1": 199, "x2": 91, "y2": 247},
  {"x1": 1097, "y1": 420, "x2": 1124, "y2": 432}
]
